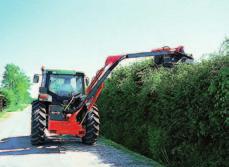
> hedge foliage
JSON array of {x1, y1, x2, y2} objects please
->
[
  {"x1": 0, "y1": 64, "x2": 31, "y2": 111},
  {"x1": 98, "y1": 45, "x2": 229, "y2": 167}
]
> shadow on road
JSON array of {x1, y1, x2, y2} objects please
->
[
  {"x1": 0, "y1": 136, "x2": 152, "y2": 166},
  {"x1": 0, "y1": 136, "x2": 60, "y2": 156}
]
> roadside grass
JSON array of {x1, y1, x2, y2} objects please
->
[
  {"x1": 0, "y1": 112, "x2": 9, "y2": 120},
  {"x1": 0, "y1": 103, "x2": 29, "y2": 121},
  {"x1": 100, "y1": 137, "x2": 164, "y2": 167},
  {"x1": 4, "y1": 103, "x2": 29, "y2": 112}
]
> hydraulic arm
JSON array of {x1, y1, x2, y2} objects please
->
[{"x1": 74, "y1": 46, "x2": 192, "y2": 113}]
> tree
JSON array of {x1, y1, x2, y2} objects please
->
[{"x1": 1, "y1": 64, "x2": 31, "y2": 107}]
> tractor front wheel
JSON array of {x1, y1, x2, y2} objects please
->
[
  {"x1": 82, "y1": 107, "x2": 100, "y2": 145},
  {"x1": 31, "y1": 101, "x2": 46, "y2": 145}
]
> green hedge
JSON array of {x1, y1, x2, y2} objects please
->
[{"x1": 98, "y1": 54, "x2": 229, "y2": 167}]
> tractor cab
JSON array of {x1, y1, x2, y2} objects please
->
[
  {"x1": 49, "y1": 74, "x2": 84, "y2": 97},
  {"x1": 33, "y1": 68, "x2": 88, "y2": 103}
]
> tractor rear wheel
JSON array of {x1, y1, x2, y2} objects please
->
[
  {"x1": 31, "y1": 101, "x2": 46, "y2": 145},
  {"x1": 82, "y1": 106, "x2": 100, "y2": 145}
]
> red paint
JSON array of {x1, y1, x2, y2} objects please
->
[
  {"x1": 105, "y1": 55, "x2": 122, "y2": 66},
  {"x1": 86, "y1": 67, "x2": 104, "y2": 94},
  {"x1": 85, "y1": 55, "x2": 122, "y2": 112},
  {"x1": 39, "y1": 93, "x2": 48, "y2": 100},
  {"x1": 48, "y1": 119, "x2": 85, "y2": 137},
  {"x1": 151, "y1": 46, "x2": 184, "y2": 53},
  {"x1": 87, "y1": 83, "x2": 104, "y2": 111},
  {"x1": 48, "y1": 107, "x2": 85, "y2": 137}
]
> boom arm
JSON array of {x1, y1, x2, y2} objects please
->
[{"x1": 74, "y1": 46, "x2": 191, "y2": 112}]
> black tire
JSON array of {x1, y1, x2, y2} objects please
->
[
  {"x1": 31, "y1": 101, "x2": 46, "y2": 145},
  {"x1": 82, "y1": 106, "x2": 100, "y2": 145}
]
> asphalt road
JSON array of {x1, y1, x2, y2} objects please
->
[{"x1": 0, "y1": 107, "x2": 157, "y2": 167}]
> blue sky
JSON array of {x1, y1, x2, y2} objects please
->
[{"x1": 0, "y1": 0, "x2": 228, "y2": 81}]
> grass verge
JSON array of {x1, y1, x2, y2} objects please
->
[
  {"x1": 0, "y1": 103, "x2": 29, "y2": 121},
  {"x1": 100, "y1": 137, "x2": 164, "y2": 167},
  {"x1": 0, "y1": 112, "x2": 9, "y2": 120},
  {"x1": 3, "y1": 103, "x2": 29, "y2": 112}
]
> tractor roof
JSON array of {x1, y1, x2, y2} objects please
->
[{"x1": 44, "y1": 69, "x2": 85, "y2": 75}]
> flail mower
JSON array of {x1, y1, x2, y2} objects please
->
[{"x1": 31, "y1": 46, "x2": 193, "y2": 145}]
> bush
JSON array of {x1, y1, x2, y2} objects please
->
[
  {"x1": 98, "y1": 52, "x2": 229, "y2": 166},
  {"x1": 0, "y1": 88, "x2": 16, "y2": 108}
]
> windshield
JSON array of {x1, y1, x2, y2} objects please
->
[{"x1": 49, "y1": 74, "x2": 84, "y2": 97}]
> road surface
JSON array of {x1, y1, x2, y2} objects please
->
[{"x1": 0, "y1": 107, "x2": 157, "y2": 167}]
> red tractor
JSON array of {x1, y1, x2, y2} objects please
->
[{"x1": 31, "y1": 46, "x2": 193, "y2": 145}]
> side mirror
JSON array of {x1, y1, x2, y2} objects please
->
[
  {"x1": 85, "y1": 77, "x2": 90, "y2": 86},
  {"x1": 33, "y1": 74, "x2": 40, "y2": 83}
]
